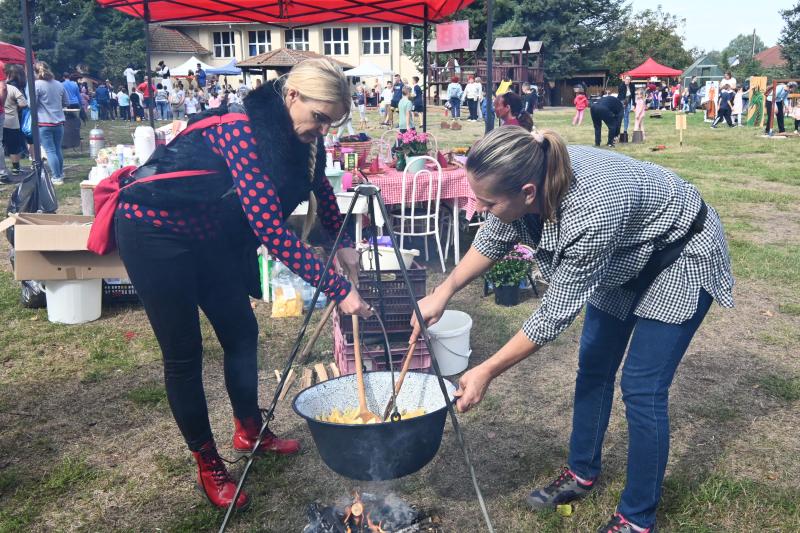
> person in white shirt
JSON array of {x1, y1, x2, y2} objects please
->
[
  {"x1": 157, "y1": 61, "x2": 172, "y2": 92},
  {"x1": 123, "y1": 64, "x2": 138, "y2": 94},
  {"x1": 463, "y1": 76, "x2": 483, "y2": 121},
  {"x1": 722, "y1": 71, "x2": 736, "y2": 91},
  {"x1": 380, "y1": 82, "x2": 393, "y2": 126},
  {"x1": 185, "y1": 93, "x2": 198, "y2": 115}
]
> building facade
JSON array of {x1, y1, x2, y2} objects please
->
[{"x1": 159, "y1": 22, "x2": 422, "y2": 84}]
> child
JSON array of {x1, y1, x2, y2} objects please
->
[
  {"x1": 398, "y1": 86, "x2": 415, "y2": 132},
  {"x1": 634, "y1": 89, "x2": 646, "y2": 140},
  {"x1": 380, "y1": 81, "x2": 393, "y2": 126},
  {"x1": 185, "y1": 91, "x2": 198, "y2": 116},
  {"x1": 356, "y1": 85, "x2": 367, "y2": 130},
  {"x1": 732, "y1": 87, "x2": 744, "y2": 126},
  {"x1": 573, "y1": 88, "x2": 589, "y2": 126},
  {"x1": 711, "y1": 83, "x2": 735, "y2": 128}
]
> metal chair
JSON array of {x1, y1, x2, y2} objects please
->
[{"x1": 391, "y1": 156, "x2": 449, "y2": 272}]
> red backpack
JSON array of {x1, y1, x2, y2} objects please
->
[{"x1": 87, "y1": 113, "x2": 248, "y2": 255}]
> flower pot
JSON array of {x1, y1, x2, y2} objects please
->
[
  {"x1": 494, "y1": 284, "x2": 520, "y2": 306},
  {"x1": 405, "y1": 156, "x2": 427, "y2": 174}
]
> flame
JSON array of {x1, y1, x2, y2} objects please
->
[
  {"x1": 342, "y1": 490, "x2": 387, "y2": 532},
  {"x1": 367, "y1": 513, "x2": 387, "y2": 532}
]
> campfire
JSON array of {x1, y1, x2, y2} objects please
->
[{"x1": 303, "y1": 490, "x2": 442, "y2": 533}]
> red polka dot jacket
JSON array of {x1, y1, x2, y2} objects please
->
[{"x1": 118, "y1": 115, "x2": 353, "y2": 303}]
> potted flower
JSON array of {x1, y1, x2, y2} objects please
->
[
  {"x1": 485, "y1": 245, "x2": 534, "y2": 306},
  {"x1": 394, "y1": 131, "x2": 430, "y2": 173}
]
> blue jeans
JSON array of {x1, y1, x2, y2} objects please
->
[
  {"x1": 39, "y1": 124, "x2": 64, "y2": 179},
  {"x1": 623, "y1": 101, "x2": 631, "y2": 132},
  {"x1": 156, "y1": 101, "x2": 170, "y2": 120},
  {"x1": 567, "y1": 290, "x2": 713, "y2": 528},
  {"x1": 449, "y1": 97, "x2": 461, "y2": 118}
]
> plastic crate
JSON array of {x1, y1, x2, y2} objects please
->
[
  {"x1": 102, "y1": 280, "x2": 140, "y2": 304},
  {"x1": 333, "y1": 313, "x2": 431, "y2": 375},
  {"x1": 355, "y1": 262, "x2": 427, "y2": 303}
]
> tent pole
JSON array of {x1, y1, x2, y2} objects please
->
[
  {"x1": 143, "y1": 0, "x2": 155, "y2": 129},
  {"x1": 423, "y1": 7, "x2": 428, "y2": 133},
  {"x1": 485, "y1": 0, "x2": 495, "y2": 132},
  {"x1": 20, "y1": 0, "x2": 43, "y2": 175}
]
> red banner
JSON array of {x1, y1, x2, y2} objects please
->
[{"x1": 435, "y1": 20, "x2": 469, "y2": 52}]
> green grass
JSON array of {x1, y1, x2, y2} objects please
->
[
  {"x1": 759, "y1": 374, "x2": 800, "y2": 402},
  {"x1": 126, "y1": 382, "x2": 168, "y2": 407},
  {"x1": 778, "y1": 303, "x2": 800, "y2": 316},
  {"x1": 727, "y1": 239, "x2": 800, "y2": 290}
]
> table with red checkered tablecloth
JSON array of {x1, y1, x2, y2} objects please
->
[{"x1": 366, "y1": 165, "x2": 478, "y2": 264}]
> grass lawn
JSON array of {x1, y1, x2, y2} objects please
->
[{"x1": 0, "y1": 107, "x2": 798, "y2": 532}]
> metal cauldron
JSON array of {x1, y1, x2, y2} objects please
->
[{"x1": 293, "y1": 371, "x2": 455, "y2": 481}]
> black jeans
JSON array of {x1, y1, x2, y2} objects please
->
[
  {"x1": 591, "y1": 106, "x2": 622, "y2": 146},
  {"x1": 116, "y1": 215, "x2": 260, "y2": 451},
  {"x1": 466, "y1": 98, "x2": 478, "y2": 120},
  {"x1": 765, "y1": 100, "x2": 785, "y2": 133},
  {"x1": 713, "y1": 107, "x2": 733, "y2": 127}
]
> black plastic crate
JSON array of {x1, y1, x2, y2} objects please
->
[
  {"x1": 355, "y1": 262, "x2": 427, "y2": 303},
  {"x1": 102, "y1": 280, "x2": 140, "y2": 304}
]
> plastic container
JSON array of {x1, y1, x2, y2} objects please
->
[
  {"x1": 44, "y1": 279, "x2": 102, "y2": 324},
  {"x1": 133, "y1": 126, "x2": 156, "y2": 163},
  {"x1": 325, "y1": 168, "x2": 344, "y2": 193},
  {"x1": 427, "y1": 310, "x2": 473, "y2": 376},
  {"x1": 359, "y1": 245, "x2": 419, "y2": 271},
  {"x1": 102, "y1": 279, "x2": 139, "y2": 304}
]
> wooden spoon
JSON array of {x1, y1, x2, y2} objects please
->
[
  {"x1": 382, "y1": 341, "x2": 417, "y2": 421},
  {"x1": 351, "y1": 315, "x2": 382, "y2": 424}
]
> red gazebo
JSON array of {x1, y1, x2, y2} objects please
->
[
  {"x1": 622, "y1": 57, "x2": 683, "y2": 79},
  {"x1": 0, "y1": 41, "x2": 30, "y2": 65}
]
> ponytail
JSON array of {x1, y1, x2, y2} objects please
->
[{"x1": 466, "y1": 126, "x2": 573, "y2": 222}]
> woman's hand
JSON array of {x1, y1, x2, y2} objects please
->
[
  {"x1": 337, "y1": 285, "x2": 372, "y2": 319},
  {"x1": 408, "y1": 290, "x2": 450, "y2": 344},
  {"x1": 453, "y1": 365, "x2": 493, "y2": 413},
  {"x1": 335, "y1": 247, "x2": 361, "y2": 281}
]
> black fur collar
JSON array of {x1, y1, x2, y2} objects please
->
[{"x1": 244, "y1": 79, "x2": 318, "y2": 188}]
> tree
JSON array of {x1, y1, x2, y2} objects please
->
[
  {"x1": 603, "y1": 7, "x2": 697, "y2": 79},
  {"x1": 721, "y1": 33, "x2": 766, "y2": 67},
  {"x1": 496, "y1": 0, "x2": 629, "y2": 79},
  {"x1": 0, "y1": 0, "x2": 145, "y2": 84},
  {"x1": 779, "y1": 2, "x2": 800, "y2": 75}
]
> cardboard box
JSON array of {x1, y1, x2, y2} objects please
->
[{"x1": 0, "y1": 213, "x2": 128, "y2": 281}]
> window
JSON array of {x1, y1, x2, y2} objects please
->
[
  {"x1": 284, "y1": 29, "x2": 310, "y2": 51},
  {"x1": 248, "y1": 30, "x2": 271, "y2": 56},
  {"x1": 323, "y1": 28, "x2": 349, "y2": 56},
  {"x1": 213, "y1": 31, "x2": 236, "y2": 58},
  {"x1": 361, "y1": 26, "x2": 390, "y2": 55},
  {"x1": 402, "y1": 25, "x2": 420, "y2": 54}
]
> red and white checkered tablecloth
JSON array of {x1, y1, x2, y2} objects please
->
[{"x1": 367, "y1": 166, "x2": 479, "y2": 219}]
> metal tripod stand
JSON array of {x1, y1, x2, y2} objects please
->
[{"x1": 219, "y1": 183, "x2": 494, "y2": 532}]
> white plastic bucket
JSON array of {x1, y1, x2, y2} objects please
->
[
  {"x1": 44, "y1": 279, "x2": 102, "y2": 324},
  {"x1": 427, "y1": 310, "x2": 472, "y2": 376},
  {"x1": 133, "y1": 126, "x2": 156, "y2": 163}
]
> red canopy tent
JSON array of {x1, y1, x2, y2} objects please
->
[
  {"x1": 95, "y1": 0, "x2": 475, "y2": 130},
  {"x1": 622, "y1": 57, "x2": 683, "y2": 79},
  {"x1": 0, "y1": 41, "x2": 32, "y2": 65}
]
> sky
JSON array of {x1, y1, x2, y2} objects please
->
[{"x1": 628, "y1": 0, "x2": 794, "y2": 53}]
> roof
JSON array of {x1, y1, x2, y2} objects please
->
[
  {"x1": 96, "y1": 0, "x2": 476, "y2": 25},
  {"x1": 681, "y1": 54, "x2": 724, "y2": 78},
  {"x1": 528, "y1": 41, "x2": 542, "y2": 54},
  {"x1": 493, "y1": 37, "x2": 529, "y2": 51},
  {"x1": 149, "y1": 25, "x2": 209, "y2": 54},
  {"x1": 427, "y1": 38, "x2": 481, "y2": 53},
  {"x1": 622, "y1": 57, "x2": 683, "y2": 78},
  {"x1": 237, "y1": 47, "x2": 353, "y2": 69},
  {"x1": 755, "y1": 45, "x2": 787, "y2": 68}
]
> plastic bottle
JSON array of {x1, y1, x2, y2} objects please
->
[{"x1": 302, "y1": 283, "x2": 327, "y2": 311}]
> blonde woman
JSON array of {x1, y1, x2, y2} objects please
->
[
  {"x1": 112, "y1": 58, "x2": 371, "y2": 510},
  {"x1": 411, "y1": 127, "x2": 733, "y2": 533}
]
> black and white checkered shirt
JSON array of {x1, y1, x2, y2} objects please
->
[{"x1": 473, "y1": 145, "x2": 735, "y2": 346}]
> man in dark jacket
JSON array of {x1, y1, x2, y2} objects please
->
[
  {"x1": 688, "y1": 76, "x2": 700, "y2": 113},
  {"x1": 590, "y1": 95, "x2": 624, "y2": 147},
  {"x1": 617, "y1": 75, "x2": 635, "y2": 133},
  {"x1": 95, "y1": 83, "x2": 111, "y2": 120}
]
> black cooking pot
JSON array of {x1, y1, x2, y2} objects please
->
[{"x1": 293, "y1": 371, "x2": 455, "y2": 481}]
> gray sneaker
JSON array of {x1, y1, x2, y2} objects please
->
[
  {"x1": 526, "y1": 467, "x2": 594, "y2": 510},
  {"x1": 597, "y1": 513, "x2": 655, "y2": 533}
]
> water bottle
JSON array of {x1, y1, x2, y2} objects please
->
[{"x1": 302, "y1": 283, "x2": 327, "y2": 311}]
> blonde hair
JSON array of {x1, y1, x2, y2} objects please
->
[
  {"x1": 466, "y1": 127, "x2": 573, "y2": 222},
  {"x1": 34, "y1": 61, "x2": 54, "y2": 81},
  {"x1": 282, "y1": 58, "x2": 350, "y2": 240}
]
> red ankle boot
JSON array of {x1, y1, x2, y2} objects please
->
[
  {"x1": 232, "y1": 417, "x2": 301, "y2": 455},
  {"x1": 192, "y1": 441, "x2": 250, "y2": 510}
]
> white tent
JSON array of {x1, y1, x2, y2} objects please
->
[
  {"x1": 343, "y1": 61, "x2": 393, "y2": 78},
  {"x1": 171, "y1": 56, "x2": 216, "y2": 77}
]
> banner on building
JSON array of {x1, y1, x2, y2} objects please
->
[{"x1": 435, "y1": 20, "x2": 469, "y2": 52}]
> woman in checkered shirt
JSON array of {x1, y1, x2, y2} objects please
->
[{"x1": 411, "y1": 126, "x2": 733, "y2": 533}]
